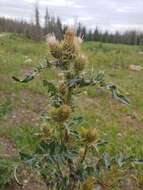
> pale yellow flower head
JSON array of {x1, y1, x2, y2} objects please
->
[
  {"x1": 74, "y1": 53, "x2": 87, "y2": 73},
  {"x1": 46, "y1": 33, "x2": 58, "y2": 46},
  {"x1": 64, "y1": 27, "x2": 76, "y2": 41},
  {"x1": 51, "y1": 105, "x2": 71, "y2": 123},
  {"x1": 80, "y1": 127, "x2": 97, "y2": 144},
  {"x1": 46, "y1": 33, "x2": 62, "y2": 59}
]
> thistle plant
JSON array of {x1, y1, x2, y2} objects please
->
[{"x1": 13, "y1": 28, "x2": 130, "y2": 189}]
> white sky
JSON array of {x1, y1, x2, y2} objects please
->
[{"x1": 0, "y1": 0, "x2": 143, "y2": 32}]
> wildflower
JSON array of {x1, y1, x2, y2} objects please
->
[
  {"x1": 80, "y1": 127, "x2": 97, "y2": 144},
  {"x1": 46, "y1": 33, "x2": 58, "y2": 45},
  {"x1": 64, "y1": 27, "x2": 75, "y2": 42},
  {"x1": 51, "y1": 105, "x2": 71, "y2": 123},
  {"x1": 61, "y1": 28, "x2": 77, "y2": 67},
  {"x1": 46, "y1": 34, "x2": 62, "y2": 59},
  {"x1": 74, "y1": 54, "x2": 87, "y2": 73}
]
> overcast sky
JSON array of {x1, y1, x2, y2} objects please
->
[{"x1": 0, "y1": 0, "x2": 143, "y2": 32}]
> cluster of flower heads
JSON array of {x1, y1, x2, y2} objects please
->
[
  {"x1": 46, "y1": 28, "x2": 87, "y2": 72},
  {"x1": 44, "y1": 28, "x2": 97, "y2": 145}
]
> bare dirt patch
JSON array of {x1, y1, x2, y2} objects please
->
[
  {"x1": 19, "y1": 89, "x2": 49, "y2": 113},
  {"x1": 5, "y1": 107, "x2": 39, "y2": 125},
  {"x1": 20, "y1": 66, "x2": 33, "y2": 76},
  {"x1": 121, "y1": 114, "x2": 143, "y2": 128},
  {"x1": 0, "y1": 88, "x2": 49, "y2": 126},
  {"x1": 0, "y1": 90, "x2": 16, "y2": 99},
  {"x1": 0, "y1": 74, "x2": 12, "y2": 83},
  {"x1": 0, "y1": 135, "x2": 16, "y2": 157},
  {"x1": 5, "y1": 181, "x2": 47, "y2": 190}
]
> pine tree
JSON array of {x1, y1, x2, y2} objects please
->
[
  {"x1": 44, "y1": 7, "x2": 50, "y2": 34},
  {"x1": 55, "y1": 17, "x2": 63, "y2": 40},
  {"x1": 33, "y1": 3, "x2": 42, "y2": 41}
]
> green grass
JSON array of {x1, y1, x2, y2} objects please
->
[
  {"x1": 0, "y1": 98, "x2": 12, "y2": 118},
  {"x1": 0, "y1": 34, "x2": 143, "y2": 189}
]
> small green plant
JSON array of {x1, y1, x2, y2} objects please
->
[
  {"x1": 12, "y1": 28, "x2": 130, "y2": 189},
  {"x1": 0, "y1": 98, "x2": 12, "y2": 118},
  {"x1": 0, "y1": 159, "x2": 14, "y2": 187}
]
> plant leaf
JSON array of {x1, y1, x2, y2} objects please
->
[
  {"x1": 12, "y1": 75, "x2": 35, "y2": 83},
  {"x1": 106, "y1": 84, "x2": 130, "y2": 104},
  {"x1": 103, "y1": 152, "x2": 111, "y2": 169}
]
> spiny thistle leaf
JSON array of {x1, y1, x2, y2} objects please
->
[
  {"x1": 12, "y1": 58, "x2": 58, "y2": 83},
  {"x1": 35, "y1": 140, "x2": 77, "y2": 164},
  {"x1": 67, "y1": 116, "x2": 84, "y2": 127},
  {"x1": 67, "y1": 76, "x2": 90, "y2": 88},
  {"x1": 106, "y1": 84, "x2": 130, "y2": 104},
  {"x1": 103, "y1": 152, "x2": 111, "y2": 169},
  {"x1": 133, "y1": 159, "x2": 143, "y2": 164},
  {"x1": 12, "y1": 75, "x2": 35, "y2": 83},
  {"x1": 19, "y1": 152, "x2": 36, "y2": 166},
  {"x1": 93, "y1": 71, "x2": 105, "y2": 84}
]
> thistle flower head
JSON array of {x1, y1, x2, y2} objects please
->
[
  {"x1": 61, "y1": 28, "x2": 77, "y2": 67},
  {"x1": 80, "y1": 127, "x2": 97, "y2": 144},
  {"x1": 46, "y1": 33, "x2": 58, "y2": 46},
  {"x1": 64, "y1": 27, "x2": 75, "y2": 41},
  {"x1": 51, "y1": 104, "x2": 71, "y2": 123},
  {"x1": 74, "y1": 53, "x2": 87, "y2": 73},
  {"x1": 46, "y1": 34, "x2": 62, "y2": 59},
  {"x1": 46, "y1": 28, "x2": 88, "y2": 72}
]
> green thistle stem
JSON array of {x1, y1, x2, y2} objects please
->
[{"x1": 81, "y1": 143, "x2": 88, "y2": 164}]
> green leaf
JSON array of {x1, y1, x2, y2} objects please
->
[
  {"x1": 20, "y1": 152, "x2": 33, "y2": 161},
  {"x1": 12, "y1": 58, "x2": 51, "y2": 83},
  {"x1": 133, "y1": 159, "x2": 143, "y2": 164},
  {"x1": 107, "y1": 84, "x2": 130, "y2": 104},
  {"x1": 96, "y1": 140, "x2": 108, "y2": 147},
  {"x1": 67, "y1": 116, "x2": 84, "y2": 127},
  {"x1": 19, "y1": 152, "x2": 36, "y2": 166},
  {"x1": 12, "y1": 75, "x2": 35, "y2": 83},
  {"x1": 94, "y1": 71, "x2": 105, "y2": 83},
  {"x1": 103, "y1": 152, "x2": 111, "y2": 169},
  {"x1": 115, "y1": 153, "x2": 125, "y2": 167},
  {"x1": 35, "y1": 140, "x2": 77, "y2": 165}
]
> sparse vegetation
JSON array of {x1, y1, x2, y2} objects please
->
[{"x1": 0, "y1": 98, "x2": 12, "y2": 118}]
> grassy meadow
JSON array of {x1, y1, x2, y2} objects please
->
[{"x1": 0, "y1": 34, "x2": 143, "y2": 189}]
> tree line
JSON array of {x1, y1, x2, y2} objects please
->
[{"x1": 0, "y1": 5, "x2": 143, "y2": 45}]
